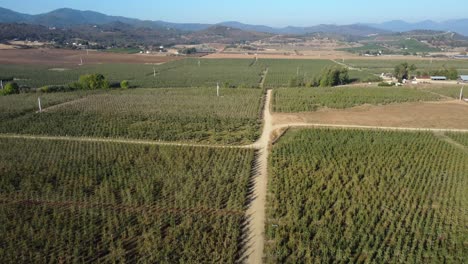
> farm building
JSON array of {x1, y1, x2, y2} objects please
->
[
  {"x1": 430, "y1": 76, "x2": 447, "y2": 81},
  {"x1": 459, "y1": 75, "x2": 468, "y2": 83}
]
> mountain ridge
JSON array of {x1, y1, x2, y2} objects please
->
[{"x1": 0, "y1": 7, "x2": 467, "y2": 36}]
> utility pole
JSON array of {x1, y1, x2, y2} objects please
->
[
  {"x1": 461, "y1": 86, "x2": 464, "y2": 101},
  {"x1": 38, "y1": 97, "x2": 42, "y2": 113}
]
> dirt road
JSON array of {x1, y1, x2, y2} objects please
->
[
  {"x1": 245, "y1": 90, "x2": 273, "y2": 264},
  {"x1": 0, "y1": 134, "x2": 251, "y2": 150}
]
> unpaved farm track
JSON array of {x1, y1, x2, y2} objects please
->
[
  {"x1": 0, "y1": 134, "x2": 254, "y2": 150},
  {"x1": 244, "y1": 90, "x2": 273, "y2": 264}
]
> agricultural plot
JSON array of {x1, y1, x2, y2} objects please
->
[
  {"x1": 390, "y1": 39, "x2": 440, "y2": 53},
  {"x1": 423, "y1": 85, "x2": 465, "y2": 99},
  {"x1": 0, "y1": 58, "x2": 264, "y2": 88},
  {"x1": 447, "y1": 132, "x2": 468, "y2": 147},
  {"x1": 345, "y1": 59, "x2": 468, "y2": 75},
  {"x1": 0, "y1": 91, "x2": 97, "y2": 119},
  {"x1": 272, "y1": 86, "x2": 440, "y2": 112},
  {"x1": 0, "y1": 137, "x2": 255, "y2": 263},
  {"x1": 257, "y1": 59, "x2": 379, "y2": 87},
  {"x1": 339, "y1": 40, "x2": 439, "y2": 54},
  {"x1": 266, "y1": 129, "x2": 468, "y2": 263},
  {"x1": 0, "y1": 88, "x2": 263, "y2": 145},
  {"x1": 338, "y1": 43, "x2": 390, "y2": 54},
  {"x1": 259, "y1": 59, "x2": 334, "y2": 87}
]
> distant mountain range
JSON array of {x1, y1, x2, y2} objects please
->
[
  {"x1": 368, "y1": 20, "x2": 468, "y2": 36},
  {"x1": 0, "y1": 7, "x2": 467, "y2": 36}
]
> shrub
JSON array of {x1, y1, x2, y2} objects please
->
[
  {"x1": 39, "y1": 85, "x2": 76, "y2": 93},
  {"x1": 378, "y1": 82, "x2": 394, "y2": 87},
  {"x1": 0, "y1": 82, "x2": 20, "y2": 96},
  {"x1": 120, "y1": 80, "x2": 130, "y2": 89}
]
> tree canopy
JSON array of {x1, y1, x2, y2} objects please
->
[
  {"x1": 319, "y1": 66, "x2": 349, "y2": 87},
  {"x1": 78, "y1": 74, "x2": 110, "y2": 90},
  {"x1": 394, "y1": 62, "x2": 417, "y2": 82}
]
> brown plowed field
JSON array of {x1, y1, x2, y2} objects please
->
[
  {"x1": 273, "y1": 100, "x2": 468, "y2": 129},
  {"x1": 0, "y1": 48, "x2": 180, "y2": 66}
]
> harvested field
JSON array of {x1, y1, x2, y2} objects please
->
[
  {"x1": 0, "y1": 48, "x2": 180, "y2": 66},
  {"x1": 203, "y1": 52, "x2": 442, "y2": 60},
  {"x1": 273, "y1": 100, "x2": 468, "y2": 130}
]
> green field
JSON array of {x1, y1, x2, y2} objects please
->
[
  {"x1": 0, "y1": 59, "x2": 265, "y2": 88},
  {"x1": 259, "y1": 59, "x2": 335, "y2": 87},
  {"x1": 345, "y1": 59, "x2": 468, "y2": 75},
  {"x1": 338, "y1": 43, "x2": 390, "y2": 54},
  {"x1": 0, "y1": 91, "x2": 99, "y2": 119},
  {"x1": 0, "y1": 88, "x2": 264, "y2": 145},
  {"x1": 103, "y1": 47, "x2": 142, "y2": 54},
  {"x1": 266, "y1": 129, "x2": 468, "y2": 263},
  {"x1": 423, "y1": 85, "x2": 465, "y2": 99},
  {"x1": 339, "y1": 39, "x2": 440, "y2": 55},
  {"x1": 447, "y1": 132, "x2": 468, "y2": 147},
  {"x1": 272, "y1": 86, "x2": 440, "y2": 112},
  {"x1": 391, "y1": 39, "x2": 440, "y2": 53},
  {"x1": 0, "y1": 137, "x2": 255, "y2": 262},
  {"x1": 0, "y1": 58, "x2": 381, "y2": 89}
]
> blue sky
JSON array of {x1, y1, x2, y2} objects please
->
[{"x1": 0, "y1": 0, "x2": 464, "y2": 26}]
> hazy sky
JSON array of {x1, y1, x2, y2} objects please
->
[{"x1": 0, "y1": 0, "x2": 464, "y2": 26}]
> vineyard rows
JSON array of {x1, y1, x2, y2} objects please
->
[
  {"x1": 0, "y1": 58, "x2": 384, "y2": 89},
  {"x1": 0, "y1": 91, "x2": 98, "y2": 119},
  {"x1": 266, "y1": 129, "x2": 467, "y2": 263},
  {"x1": 0, "y1": 88, "x2": 264, "y2": 145},
  {"x1": 447, "y1": 132, "x2": 468, "y2": 147},
  {"x1": 272, "y1": 86, "x2": 441, "y2": 112},
  {"x1": 344, "y1": 59, "x2": 468, "y2": 74},
  {"x1": 0, "y1": 59, "x2": 265, "y2": 88},
  {"x1": 0, "y1": 137, "x2": 256, "y2": 263},
  {"x1": 423, "y1": 85, "x2": 465, "y2": 99}
]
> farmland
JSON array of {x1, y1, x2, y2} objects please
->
[
  {"x1": 0, "y1": 88, "x2": 264, "y2": 145},
  {"x1": 256, "y1": 59, "x2": 378, "y2": 87},
  {"x1": 447, "y1": 132, "x2": 468, "y2": 147},
  {"x1": 0, "y1": 137, "x2": 255, "y2": 263},
  {"x1": 259, "y1": 59, "x2": 335, "y2": 87},
  {"x1": 345, "y1": 59, "x2": 468, "y2": 75},
  {"x1": 272, "y1": 86, "x2": 441, "y2": 112},
  {"x1": 1, "y1": 54, "x2": 468, "y2": 264},
  {"x1": 266, "y1": 129, "x2": 468, "y2": 263},
  {"x1": 0, "y1": 91, "x2": 99, "y2": 119},
  {"x1": 0, "y1": 59, "x2": 265, "y2": 88},
  {"x1": 423, "y1": 85, "x2": 464, "y2": 99},
  {"x1": 338, "y1": 39, "x2": 440, "y2": 55},
  {"x1": 0, "y1": 58, "x2": 383, "y2": 89}
]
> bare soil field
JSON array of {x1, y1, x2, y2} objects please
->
[
  {"x1": 0, "y1": 48, "x2": 180, "y2": 66},
  {"x1": 0, "y1": 44, "x2": 19, "y2": 50},
  {"x1": 204, "y1": 51, "x2": 360, "y2": 60},
  {"x1": 273, "y1": 100, "x2": 468, "y2": 129},
  {"x1": 203, "y1": 51, "x2": 448, "y2": 61}
]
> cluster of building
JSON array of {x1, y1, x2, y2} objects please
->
[{"x1": 426, "y1": 75, "x2": 468, "y2": 82}]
